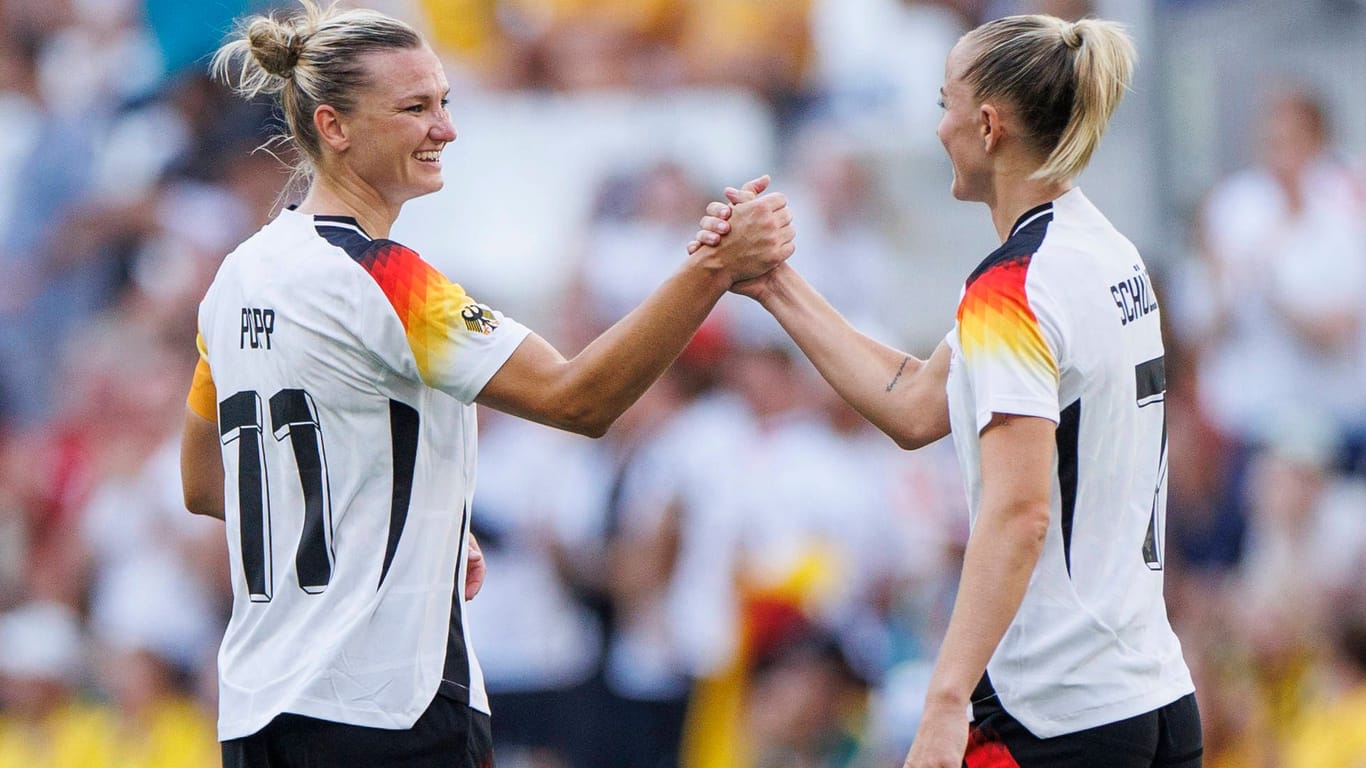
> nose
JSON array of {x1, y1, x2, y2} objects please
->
[{"x1": 432, "y1": 111, "x2": 456, "y2": 143}]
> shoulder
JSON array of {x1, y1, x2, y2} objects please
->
[{"x1": 1030, "y1": 192, "x2": 1138, "y2": 280}]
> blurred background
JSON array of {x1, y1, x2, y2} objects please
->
[{"x1": 0, "y1": 0, "x2": 1364, "y2": 766}]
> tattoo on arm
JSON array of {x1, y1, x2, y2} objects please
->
[{"x1": 886, "y1": 356, "x2": 911, "y2": 392}]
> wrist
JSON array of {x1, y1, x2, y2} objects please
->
[
  {"x1": 755, "y1": 262, "x2": 797, "y2": 310},
  {"x1": 924, "y1": 682, "x2": 972, "y2": 713},
  {"x1": 686, "y1": 245, "x2": 740, "y2": 293}
]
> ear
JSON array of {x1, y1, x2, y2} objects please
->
[
  {"x1": 314, "y1": 104, "x2": 350, "y2": 153},
  {"x1": 979, "y1": 103, "x2": 1003, "y2": 154}
]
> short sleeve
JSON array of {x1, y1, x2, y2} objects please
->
[
  {"x1": 353, "y1": 240, "x2": 531, "y2": 403},
  {"x1": 955, "y1": 254, "x2": 1064, "y2": 431},
  {"x1": 186, "y1": 333, "x2": 218, "y2": 421}
]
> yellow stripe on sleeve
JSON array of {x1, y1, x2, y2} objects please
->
[{"x1": 187, "y1": 335, "x2": 218, "y2": 422}]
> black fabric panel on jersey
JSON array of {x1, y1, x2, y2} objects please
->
[
  {"x1": 380, "y1": 400, "x2": 420, "y2": 588},
  {"x1": 314, "y1": 214, "x2": 371, "y2": 237},
  {"x1": 965, "y1": 202, "x2": 1054, "y2": 289},
  {"x1": 315, "y1": 218, "x2": 472, "y2": 703},
  {"x1": 1136, "y1": 356, "x2": 1168, "y2": 570},
  {"x1": 219, "y1": 390, "x2": 273, "y2": 602},
  {"x1": 316, "y1": 222, "x2": 372, "y2": 258},
  {"x1": 438, "y1": 505, "x2": 472, "y2": 705},
  {"x1": 971, "y1": 671, "x2": 1001, "y2": 723},
  {"x1": 1057, "y1": 399, "x2": 1081, "y2": 577}
]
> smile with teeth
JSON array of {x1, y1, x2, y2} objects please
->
[{"x1": 414, "y1": 150, "x2": 442, "y2": 162}]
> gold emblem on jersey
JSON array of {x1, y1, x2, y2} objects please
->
[{"x1": 461, "y1": 303, "x2": 499, "y2": 335}]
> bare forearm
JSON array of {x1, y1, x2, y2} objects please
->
[
  {"x1": 563, "y1": 253, "x2": 732, "y2": 432},
  {"x1": 925, "y1": 501, "x2": 1048, "y2": 708},
  {"x1": 759, "y1": 264, "x2": 947, "y2": 448},
  {"x1": 483, "y1": 190, "x2": 793, "y2": 435}
]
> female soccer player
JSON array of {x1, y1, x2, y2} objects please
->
[
  {"x1": 178, "y1": 3, "x2": 794, "y2": 766},
  {"x1": 694, "y1": 14, "x2": 1201, "y2": 768}
]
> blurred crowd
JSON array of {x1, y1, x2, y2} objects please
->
[{"x1": 0, "y1": 1, "x2": 1364, "y2": 767}]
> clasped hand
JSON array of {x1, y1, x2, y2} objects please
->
[{"x1": 689, "y1": 175, "x2": 795, "y2": 285}]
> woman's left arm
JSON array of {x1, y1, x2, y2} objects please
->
[{"x1": 903, "y1": 412, "x2": 1056, "y2": 768}]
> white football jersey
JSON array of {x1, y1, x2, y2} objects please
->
[
  {"x1": 944, "y1": 188, "x2": 1194, "y2": 738},
  {"x1": 191, "y1": 209, "x2": 530, "y2": 740}
]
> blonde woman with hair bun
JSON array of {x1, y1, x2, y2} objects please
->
[
  {"x1": 181, "y1": 2, "x2": 795, "y2": 766},
  {"x1": 691, "y1": 13, "x2": 1201, "y2": 768}
]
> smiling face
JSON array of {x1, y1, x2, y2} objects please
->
[
  {"x1": 936, "y1": 41, "x2": 992, "y2": 203},
  {"x1": 337, "y1": 45, "x2": 455, "y2": 206}
]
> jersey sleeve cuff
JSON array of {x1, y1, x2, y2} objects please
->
[
  {"x1": 187, "y1": 356, "x2": 218, "y2": 422},
  {"x1": 975, "y1": 396, "x2": 1059, "y2": 432}
]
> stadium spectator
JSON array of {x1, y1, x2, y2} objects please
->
[
  {"x1": 1280, "y1": 602, "x2": 1366, "y2": 768},
  {"x1": 0, "y1": 601, "x2": 95, "y2": 768},
  {"x1": 1177, "y1": 85, "x2": 1366, "y2": 471},
  {"x1": 0, "y1": 1, "x2": 1362, "y2": 765},
  {"x1": 462, "y1": 408, "x2": 612, "y2": 768}
]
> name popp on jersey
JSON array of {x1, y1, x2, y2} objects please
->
[
  {"x1": 241, "y1": 307, "x2": 276, "y2": 349},
  {"x1": 1110, "y1": 265, "x2": 1159, "y2": 327}
]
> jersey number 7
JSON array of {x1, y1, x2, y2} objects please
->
[{"x1": 1135, "y1": 356, "x2": 1167, "y2": 571}]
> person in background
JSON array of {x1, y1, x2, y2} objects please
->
[{"x1": 1179, "y1": 86, "x2": 1366, "y2": 474}]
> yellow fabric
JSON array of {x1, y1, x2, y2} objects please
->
[
  {"x1": 1281, "y1": 682, "x2": 1366, "y2": 768},
  {"x1": 682, "y1": 663, "x2": 747, "y2": 768},
  {"x1": 681, "y1": 547, "x2": 838, "y2": 768},
  {"x1": 186, "y1": 354, "x2": 217, "y2": 423},
  {"x1": 420, "y1": 0, "x2": 673, "y2": 60},
  {"x1": 673, "y1": 0, "x2": 811, "y2": 84},
  {"x1": 418, "y1": 0, "x2": 502, "y2": 58},
  {"x1": 0, "y1": 699, "x2": 217, "y2": 768}
]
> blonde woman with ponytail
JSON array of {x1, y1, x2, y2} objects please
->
[
  {"x1": 692, "y1": 14, "x2": 1201, "y2": 768},
  {"x1": 181, "y1": 2, "x2": 794, "y2": 766}
]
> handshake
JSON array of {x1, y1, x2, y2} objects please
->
[{"x1": 684, "y1": 175, "x2": 796, "y2": 293}]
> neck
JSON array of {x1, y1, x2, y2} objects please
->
[
  {"x1": 988, "y1": 151, "x2": 1070, "y2": 240},
  {"x1": 296, "y1": 169, "x2": 400, "y2": 239},
  {"x1": 988, "y1": 177, "x2": 1070, "y2": 241}
]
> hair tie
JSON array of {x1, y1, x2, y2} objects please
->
[
  {"x1": 283, "y1": 32, "x2": 305, "y2": 75},
  {"x1": 1061, "y1": 24, "x2": 1083, "y2": 50}
]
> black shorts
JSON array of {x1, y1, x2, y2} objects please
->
[
  {"x1": 221, "y1": 693, "x2": 493, "y2": 768},
  {"x1": 964, "y1": 676, "x2": 1202, "y2": 768}
]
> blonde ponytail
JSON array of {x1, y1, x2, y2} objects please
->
[
  {"x1": 1036, "y1": 18, "x2": 1135, "y2": 183},
  {"x1": 961, "y1": 14, "x2": 1136, "y2": 184}
]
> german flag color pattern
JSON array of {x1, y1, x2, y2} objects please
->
[
  {"x1": 355, "y1": 242, "x2": 479, "y2": 387},
  {"x1": 957, "y1": 255, "x2": 1058, "y2": 382}
]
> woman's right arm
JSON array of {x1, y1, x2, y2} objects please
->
[
  {"x1": 477, "y1": 190, "x2": 795, "y2": 438},
  {"x1": 742, "y1": 262, "x2": 951, "y2": 449}
]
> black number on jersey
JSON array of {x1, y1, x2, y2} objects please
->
[
  {"x1": 1135, "y1": 356, "x2": 1167, "y2": 571},
  {"x1": 220, "y1": 388, "x2": 335, "y2": 601}
]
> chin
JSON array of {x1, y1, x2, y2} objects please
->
[
  {"x1": 949, "y1": 176, "x2": 983, "y2": 203},
  {"x1": 405, "y1": 179, "x2": 445, "y2": 201}
]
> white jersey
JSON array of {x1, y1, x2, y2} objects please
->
[
  {"x1": 944, "y1": 188, "x2": 1194, "y2": 738},
  {"x1": 192, "y1": 209, "x2": 530, "y2": 740}
]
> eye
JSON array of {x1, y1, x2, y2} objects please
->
[
  {"x1": 937, "y1": 97, "x2": 946, "y2": 110},
  {"x1": 440, "y1": 98, "x2": 449, "y2": 109},
  {"x1": 406, "y1": 104, "x2": 425, "y2": 113}
]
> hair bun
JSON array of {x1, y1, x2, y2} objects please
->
[{"x1": 247, "y1": 18, "x2": 306, "y2": 78}]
